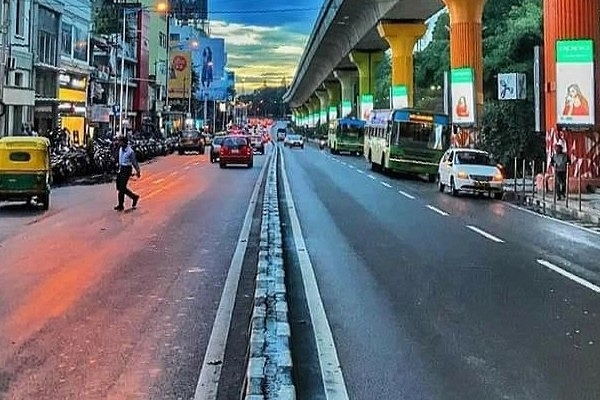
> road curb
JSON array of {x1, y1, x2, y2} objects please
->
[
  {"x1": 243, "y1": 147, "x2": 296, "y2": 400},
  {"x1": 508, "y1": 193, "x2": 600, "y2": 226}
]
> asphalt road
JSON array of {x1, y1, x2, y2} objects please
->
[
  {"x1": 0, "y1": 148, "x2": 270, "y2": 399},
  {"x1": 282, "y1": 143, "x2": 600, "y2": 400}
]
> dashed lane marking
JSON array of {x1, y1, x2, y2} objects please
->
[
  {"x1": 537, "y1": 259, "x2": 600, "y2": 293},
  {"x1": 466, "y1": 225, "x2": 505, "y2": 243},
  {"x1": 426, "y1": 205, "x2": 449, "y2": 216},
  {"x1": 398, "y1": 190, "x2": 415, "y2": 200},
  {"x1": 380, "y1": 181, "x2": 392, "y2": 188}
]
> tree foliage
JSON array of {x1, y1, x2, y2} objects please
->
[{"x1": 374, "y1": 0, "x2": 544, "y2": 162}]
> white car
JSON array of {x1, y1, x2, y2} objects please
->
[
  {"x1": 284, "y1": 134, "x2": 304, "y2": 149},
  {"x1": 437, "y1": 148, "x2": 504, "y2": 199}
]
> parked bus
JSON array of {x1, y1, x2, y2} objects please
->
[
  {"x1": 328, "y1": 117, "x2": 366, "y2": 155},
  {"x1": 364, "y1": 108, "x2": 450, "y2": 182}
]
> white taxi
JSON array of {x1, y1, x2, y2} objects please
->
[{"x1": 438, "y1": 148, "x2": 504, "y2": 199}]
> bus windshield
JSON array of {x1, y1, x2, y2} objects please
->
[
  {"x1": 339, "y1": 124, "x2": 364, "y2": 138},
  {"x1": 391, "y1": 121, "x2": 449, "y2": 150}
]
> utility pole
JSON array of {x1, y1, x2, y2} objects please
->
[{"x1": 0, "y1": 0, "x2": 9, "y2": 137}]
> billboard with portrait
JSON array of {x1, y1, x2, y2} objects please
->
[
  {"x1": 556, "y1": 39, "x2": 595, "y2": 126},
  {"x1": 451, "y1": 68, "x2": 476, "y2": 125},
  {"x1": 168, "y1": 51, "x2": 192, "y2": 99}
]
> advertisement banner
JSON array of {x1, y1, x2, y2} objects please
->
[
  {"x1": 556, "y1": 39, "x2": 595, "y2": 126},
  {"x1": 391, "y1": 85, "x2": 409, "y2": 109},
  {"x1": 168, "y1": 51, "x2": 192, "y2": 99},
  {"x1": 328, "y1": 106, "x2": 337, "y2": 121},
  {"x1": 451, "y1": 68, "x2": 476, "y2": 125},
  {"x1": 341, "y1": 100, "x2": 352, "y2": 118},
  {"x1": 360, "y1": 94, "x2": 374, "y2": 121}
]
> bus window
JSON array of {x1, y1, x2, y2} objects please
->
[{"x1": 392, "y1": 121, "x2": 449, "y2": 150}]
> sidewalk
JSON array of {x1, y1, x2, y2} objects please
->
[{"x1": 503, "y1": 178, "x2": 600, "y2": 226}]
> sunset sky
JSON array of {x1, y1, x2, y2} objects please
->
[{"x1": 207, "y1": 0, "x2": 323, "y2": 92}]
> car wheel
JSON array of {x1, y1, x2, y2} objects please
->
[
  {"x1": 219, "y1": 162, "x2": 226, "y2": 168},
  {"x1": 210, "y1": 156, "x2": 215, "y2": 163},
  {"x1": 248, "y1": 161, "x2": 253, "y2": 168},
  {"x1": 301, "y1": 145, "x2": 304, "y2": 149},
  {"x1": 428, "y1": 174, "x2": 436, "y2": 183},
  {"x1": 178, "y1": 149, "x2": 184, "y2": 155},
  {"x1": 438, "y1": 175, "x2": 445, "y2": 192},
  {"x1": 494, "y1": 191, "x2": 504, "y2": 200},
  {"x1": 450, "y1": 177, "x2": 459, "y2": 196}
]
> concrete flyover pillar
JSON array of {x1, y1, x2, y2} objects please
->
[
  {"x1": 377, "y1": 21, "x2": 427, "y2": 108},
  {"x1": 443, "y1": 0, "x2": 487, "y2": 121},
  {"x1": 299, "y1": 104, "x2": 309, "y2": 127},
  {"x1": 334, "y1": 69, "x2": 358, "y2": 118},
  {"x1": 324, "y1": 81, "x2": 341, "y2": 120},
  {"x1": 350, "y1": 50, "x2": 385, "y2": 119},
  {"x1": 308, "y1": 95, "x2": 321, "y2": 128},
  {"x1": 543, "y1": 0, "x2": 600, "y2": 182},
  {"x1": 315, "y1": 89, "x2": 329, "y2": 127}
]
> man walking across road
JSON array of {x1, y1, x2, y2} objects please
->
[
  {"x1": 551, "y1": 143, "x2": 569, "y2": 200},
  {"x1": 114, "y1": 136, "x2": 141, "y2": 211}
]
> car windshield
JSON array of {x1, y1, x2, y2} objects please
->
[
  {"x1": 287, "y1": 135, "x2": 302, "y2": 140},
  {"x1": 223, "y1": 137, "x2": 248, "y2": 146},
  {"x1": 182, "y1": 131, "x2": 199, "y2": 138},
  {"x1": 213, "y1": 137, "x2": 225, "y2": 145},
  {"x1": 455, "y1": 151, "x2": 491, "y2": 165}
]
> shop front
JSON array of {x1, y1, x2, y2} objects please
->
[{"x1": 58, "y1": 73, "x2": 88, "y2": 145}]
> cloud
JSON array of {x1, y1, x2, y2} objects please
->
[{"x1": 211, "y1": 20, "x2": 307, "y2": 90}]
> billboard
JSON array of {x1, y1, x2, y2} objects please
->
[
  {"x1": 451, "y1": 68, "x2": 476, "y2": 125},
  {"x1": 168, "y1": 51, "x2": 192, "y2": 99},
  {"x1": 497, "y1": 73, "x2": 527, "y2": 100},
  {"x1": 556, "y1": 39, "x2": 595, "y2": 126},
  {"x1": 391, "y1": 85, "x2": 409, "y2": 109}
]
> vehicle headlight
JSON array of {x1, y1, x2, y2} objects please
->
[{"x1": 457, "y1": 171, "x2": 468, "y2": 179}]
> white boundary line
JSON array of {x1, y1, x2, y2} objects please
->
[
  {"x1": 356, "y1": 170, "x2": 365, "y2": 175},
  {"x1": 367, "y1": 174, "x2": 377, "y2": 180},
  {"x1": 193, "y1": 150, "x2": 271, "y2": 399},
  {"x1": 380, "y1": 181, "x2": 392, "y2": 188},
  {"x1": 506, "y1": 203, "x2": 600, "y2": 237},
  {"x1": 280, "y1": 150, "x2": 350, "y2": 399},
  {"x1": 426, "y1": 205, "x2": 449, "y2": 216},
  {"x1": 466, "y1": 225, "x2": 505, "y2": 243},
  {"x1": 537, "y1": 259, "x2": 600, "y2": 293}
]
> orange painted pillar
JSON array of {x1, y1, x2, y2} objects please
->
[
  {"x1": 377, "y1": 21, "x2": 427, "y2": 107},
  {"x1": 543, "y1": 0, "x2": 600, "y2": 181},
  {"x1": 443, "y1": 0, "x2": 486, "y2": 122}
]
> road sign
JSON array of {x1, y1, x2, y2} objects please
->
[{"x1": 498, "y1": 73, "x2": 527, "y2": 100}]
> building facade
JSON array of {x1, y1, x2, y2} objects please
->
[
  {"x1": 58, "y1": 0, "x2": 92, "y2": 144},
  {"x1": 144, "y1": 0, "x2": 168, "y2": 132},
  {"x1": 0, "y1": 0, "x2": 36, "y2": 136}
]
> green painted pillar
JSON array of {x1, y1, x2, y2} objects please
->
[
  {"x1": 349, "y1": 50, "x2": 384, "y2": 119},
  {"x1": 324, "y1": 80, "x2": 341, "y2": 121},
  {"x1": 315, "y1": 89, "x2": 329, "y2": 128},
  {"x1": 334, "y1": 69, "x2": 358, "y2": 118}
]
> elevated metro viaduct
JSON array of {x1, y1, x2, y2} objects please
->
[{"x1": 282, "y1": 0, "x2": 600, "y2": 185}]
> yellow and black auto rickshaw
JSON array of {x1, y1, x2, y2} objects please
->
[{"x1": 0, "y1": 136, "x2": 52, "y2": 210}]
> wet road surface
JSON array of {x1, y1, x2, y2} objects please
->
[
  {"x1": 0, "y1": 150, "x2": 270, "y2": 399},
  {"x1": 282, "y1": 143, "x2": 600, "y2": 400}
]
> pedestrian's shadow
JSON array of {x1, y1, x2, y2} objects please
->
[{"x1": 0, "y1": 202, "x2": 46, "y2": 218}]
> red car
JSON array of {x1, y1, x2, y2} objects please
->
[{"x1": 219, "y1": 136, "x2": 253, "y2": 168}]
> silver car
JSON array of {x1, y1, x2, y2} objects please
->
[{"x1": 210, "y1": 136, "x2": 226, "y2": 163}]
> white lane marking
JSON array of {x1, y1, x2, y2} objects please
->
[
  {"x1": 398, "y1": 190, "x2": 415, "y2": 200},
  {"x1": 367, "y1": 174, "x2": 377, "y2": 180},
  {"x1": 426, "y1": 205, "x2": 449, "y2": 216},
  {"x1": 466, "y1": 225, "x2": 505, "y2": 243},
  {"x1": 152, "y1": 178, "x2": 165, "y2": 184},
  {"x1": 348, "y1": 165, "x2": 355, "y2": 169},
  {"x1": 506, "y1": 203, "x2": 600, "y2": 237},
  {"x1": 380, "y1": 181, "x2": 392, "y2": 188},
  {"x1": 184, "y1": 166, "x2": 191, "y2": 171},
  {"x1": 280, "y1": 151, "x2": 350, "y2": 399},
  {"x1": 340, "y1": 161, "x2": 347, "y2": 166},
  {"x1": 193, "y1": 150, "x2": 271, "y2": 400},
  {"x1": 356, "y1": 170, "x2": 365, "y2": 175},
  {"x1": 537, "y1": 259, "x2": 600, "y2": 293}
]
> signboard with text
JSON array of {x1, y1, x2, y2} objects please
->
[
  {"x1": 556, "y1": 39, "x2": 595, "y2": 126},
  {"x1": 451, "y1": 68, "x2": 476, "y2": 125}
]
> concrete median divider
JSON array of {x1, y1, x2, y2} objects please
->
[{"x1": 242, "y1": 146, "x2": 295, "y2": 400}]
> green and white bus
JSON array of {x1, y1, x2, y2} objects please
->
[
  {"x1": 328, "y1": 117, "x2": 366, "y2": 155},
  {"x1": 364, "y1": 108, "x2": 451, "y2": 182}
]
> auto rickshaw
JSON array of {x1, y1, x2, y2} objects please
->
[{"x1": 0, "y1": 136, "x2": 52, "y2": 210}]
